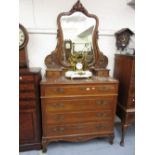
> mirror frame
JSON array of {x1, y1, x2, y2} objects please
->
[{"x1": 56, "y1": 0, "x2": 100, "y2": 68}]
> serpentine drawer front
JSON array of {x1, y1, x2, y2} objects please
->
[
  {"x1": 42, "y1": 84, "x2": 118, "y2": 97},
  {"x1": 43, "y1": 96, "x2": 116, "y2": 112},
  {"x1": 46, "y1": 110, "x2": 113, "y2": 125}
]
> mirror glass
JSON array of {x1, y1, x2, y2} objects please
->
[{"x1": 60, "y1": 12, "x2": 96, "y2": 66}]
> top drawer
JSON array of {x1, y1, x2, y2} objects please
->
[
  {"x1": 19, "y1": 75, "x2": 34, "y2": 82},
  {"x1": 42, "y1": 83, "x2": 118, "y2": 97}
]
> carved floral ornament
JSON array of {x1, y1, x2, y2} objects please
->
[{"x1": 70, "y1": 0, "x2": 88, "y2": 14}]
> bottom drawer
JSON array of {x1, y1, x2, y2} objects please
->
[{"x1": 46, "y1": 122, "x2": 113, "y2": 137}]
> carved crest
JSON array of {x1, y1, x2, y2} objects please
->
[{"x1": 70, "y1": 0, "x2": 88, "y2": 14}]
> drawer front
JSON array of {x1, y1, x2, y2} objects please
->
[
  {"x1": 19, "y1": 100, "x2": 36, "y2": 108},
  {"x1": 46, "y1": 110, "x2": 113, "y2": 125},
  {"x1": 46, "y1": 122, "x2": 113, "y2": 137},
  {"x1": 19, "y1": 75, "x2": 34, "y2": 82},
  {"x1": 43, "y1": 84, "x2": 117, "y2": 96},
  {"x1": 44, "y1": 96, "x2": 116, "y2": 112},
  {"x1": 20, "y1": 91, "x2": 36, "y2": 99},
  {"x1": 19, "y1": 83, "x2": 35, "y2": 91}
]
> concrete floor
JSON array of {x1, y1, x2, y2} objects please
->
[{"x1": 20, "y1": 122, "x2": 135, "y2": 155}]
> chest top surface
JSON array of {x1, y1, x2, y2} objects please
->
[
  {"x1": 41, "y1": 76, "x2": 118, "y2": 85},
  {"x1": 19, "y1": 67, "x2": 41, "y2": 75}
]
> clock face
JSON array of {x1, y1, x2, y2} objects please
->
[
  {"x1": 116, "y1": 33, "x2": 130, "y2": 50},
  {"x1": 19, "y1": 24, "x2": 28, "y2": 49},
  {"x1": 65, "y1": 43, "x2": 71, "y2": 49},
  {"x1": 119, "y1": 34, "x2": 129, "y2": 45},
  {"x1": 19, "y1": 28, "x2": 25, "y2": 47},
  {"x1": 76, "y1": 62, "x2": 83, "y2": 70}
]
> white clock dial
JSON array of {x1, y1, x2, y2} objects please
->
[
  {"x1": 19, "y1": 28, "x2": 25, "y2": 47},
  {"x1": 76, "y1": 62, "x2": 83, "y2": 70},
  {"x1": 65, "y1": 43, "x2": 70, "y2": 49}
]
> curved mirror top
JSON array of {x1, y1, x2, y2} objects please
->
[{"x1": 60, "y1": 12, "x2": 96, "y2": 66}]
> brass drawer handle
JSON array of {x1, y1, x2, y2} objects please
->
[
  {"x1": 79, "y1": 102, "x2": 84, "y2": 106},
  {"x1": 55, "y1": 88, "x2": 64, "y2": 93},
  {"x1": 53, "y1": 127, "x2": 65, "y2": 132},
  {"x1": 51, "y1": 103, "x2": 64, "y2": 108},
  {"x1": 59, "y1": 127, "x2": 65, "y2": 132},
  {"x1": 97, "y1": 86, "x2": 113, "y2": 91},
  {"x1": 96, "y1": 125, "x2": 107, "y2": 130},
  {"x1": 80, "y1": 87, "x2": 85, "y2": 91},
  {"x1": 96, "y1": 112, "x2": 108, "y2": 117},
  {"x1": 53, "y1": 115, "x2": 64, "y2": 121},
  {"x1": 76, "y1": 125, "x2": 84, "y2": 130},
  {"x1": 96, "y1": 100, "x2": 110, "y2": 105}
]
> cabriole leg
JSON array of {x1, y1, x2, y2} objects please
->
[
  {"x1": 42, "y1": 140, "x2": 48, "y2": 153},
  {"x1": 120, "y1": 123, "x2": 128, "y2": 146},
  {"x1": 109, "y1": 135, "x2": 114, "y2": 145}
]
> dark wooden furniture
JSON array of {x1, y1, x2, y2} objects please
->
[
  {"x1": 113, "y1": 54, "x2": 135, "y2": 146},
  {"x1": 19, "y1": 23, "x2": 42, "y2": 151},
  {"x1": 40, "y1": 1, "x2": 119, "y2": 153},
  {"x1": 41, "y1": 76, "x2": 118, "y2": 152},
  {"x1": 19, "y1": 24, "x2": 29, "y2": 68},
  {"x1": 19, "y1": 68, "x2": 42, "y2": 151}
]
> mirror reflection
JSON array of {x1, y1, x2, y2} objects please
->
[{"x1": 61, "y1": 12, "x2": 96, "y2": 65}]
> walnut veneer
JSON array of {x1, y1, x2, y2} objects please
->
[
  {"x1": 113, "y1": 54, "x2": 135, "y2": 146},
  {"x1": 19, "y1": 68, "x2": 42, "y2": 151},
  {"x1": 41, "y1": 76, "x2": 118, "y2": 152}
]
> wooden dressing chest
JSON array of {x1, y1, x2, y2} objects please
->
[
  {"x1": 41, "y1": 76, "x2": 118, "y2": 152},
  {"x1": 40, "y1": 1, "x2": 119, "y2": 152},
  {"x1": 19, "y1": 68, "x2": 42, "y2": 151}
]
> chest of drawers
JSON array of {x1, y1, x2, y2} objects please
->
[
  {"x1": 41, "y1": 76, "x2": 118, "y2": 152},
  {"x1": 19, "y1": 68, "x2": 42, "y2": 151},
  {"x1": 113, "y1": 54, "x2": 135, "y2": 146}
]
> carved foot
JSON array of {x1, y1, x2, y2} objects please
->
[
  {"x1": 120, "y1": 123, "x2": 128, "y2": 146},
  {"x1": 109, "y1": 135, "x2": 114, "y2": 145},
  {"x1": 42, "y1": 147, "x2": 47, "y2": 153},
  {"x1": 42, "y1": 140, "x2": 48, "y2": 153},
  {"x1": 120, "y1": 140, "x2": 124, "y2": 146}
]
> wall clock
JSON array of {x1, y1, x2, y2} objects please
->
[
  {"x1": 19, "y1": 24, "x2": 29, "y2": 68},
  {"x1": 115, "y1": 28, "x2": 134, "y2": 51}
]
